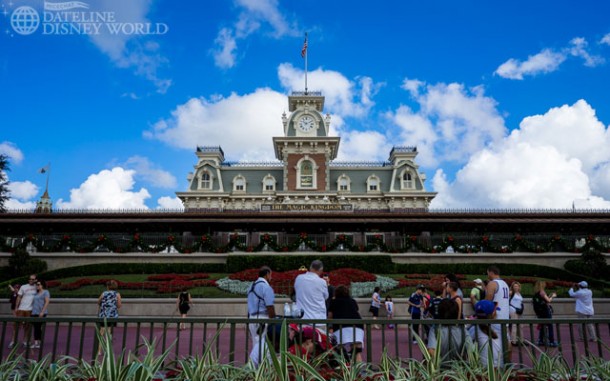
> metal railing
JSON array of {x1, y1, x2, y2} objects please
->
[{"x1": 2, "y1": 317, "x2": 609, "y2": 366}]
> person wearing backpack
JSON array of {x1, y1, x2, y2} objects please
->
[
  {"x1": 508, "y1": 282, "x2": 524, "y2": 345},
  {"x1": 532, "y1": 280, "x2": 557, "y2": 347},
  {"x1": 247, "y1": 266, "x2": 276, "y2": 367},
  {"x1": 469, "y1": 279, "x2": 486, "y2": 315}
]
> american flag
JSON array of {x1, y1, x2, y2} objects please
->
[{"x1": 301, "y1": 34, "x2": 308, "y2": 58}]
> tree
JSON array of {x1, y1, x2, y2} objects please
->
[{"x1": 0, "y1": 154, "x2": 10, "y2": 213}]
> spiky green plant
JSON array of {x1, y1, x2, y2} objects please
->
[
  {"x1": 22, "y1": 356, "x2": 73, "y2": 381},
  {"x1": 70, "y1": 331, "x2": 173, "y2": 381}
]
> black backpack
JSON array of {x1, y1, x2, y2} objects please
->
[
  {"x1": 428, "y1": 297, "x2": 443, "y2": 319},
  {"x1": 532, "y1": 292, "x2": 547, "y2": 317}
]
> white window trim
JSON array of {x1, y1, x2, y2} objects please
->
[
  {"x1": 232, "y1": 175, "x2": 247, "y2": 192},
  {"x1": 200, "y1": 170, "x2": 213, "y2": 190},
  {"x1": 337, "y1": 174, "x2": 351, "y2": 193},
  {"x1": 400, "y1": 169, "x2": 414, "y2": 189},
  {"x1": 262, "y1": 174, "x2": 276, "y2": 193},
  {"x1": 366, "y1": 175, "x2": 381, "y2": 193},
  {"x1": 295, "y1": 156, "x2": 318, "y2": 190}
]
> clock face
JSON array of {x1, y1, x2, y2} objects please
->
[{"x1": 298, "y1": 115, "x2": 315, "y2": 132}]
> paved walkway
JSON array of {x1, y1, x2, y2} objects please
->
[{"x1": 1, "y1": 320, "x2": 608, "y2": 366}]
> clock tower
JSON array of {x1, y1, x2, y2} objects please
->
[{"x1": 273, "y1": 91, "x2": 339, "y2": 192}]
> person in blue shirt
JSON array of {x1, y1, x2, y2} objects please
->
[
  {"x1": 247, "y1": 266, "x2": 276, "y2": 367},
  {"x1": 408, "y1": 284, "x2": 426, "y2": 343}
]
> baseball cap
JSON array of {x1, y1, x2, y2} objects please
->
[
  {"x1": 473, "y1": 279, "x2": 483, "y2": 284},
  {"x1": 578, "y1": 281, "x2": 588, "y2": 288},
  {"x1": 474, "y1": 300, "x2": 500, "y2": 316},
  {"x1": 416, "y1": 284, "x2": 426, "y2": 290}
]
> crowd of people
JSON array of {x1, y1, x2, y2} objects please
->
[{"x1": 6, "y1": 264, "x2": 599, "y2": 370}]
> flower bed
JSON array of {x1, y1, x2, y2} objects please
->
[
  {"x1": 220, "y1": 267, "x2": 396, "y2": 297},
  {"x1": 55, "y1": 273, "x2": 216, "y2": 294}
]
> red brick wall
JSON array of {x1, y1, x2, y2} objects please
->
[{"x1": 286, "y1": 154, "x2": 326, "y2": 191}]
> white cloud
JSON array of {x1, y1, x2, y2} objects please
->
[
  {"x1": 602, "y1": 33, "x2": 610, "y2": 46},
  {"x1": 278, "y1": 63, "x2": 380, "y2": 118},
  {"x1": 213, "y1": 28, "x2": 238, "y2": 69},
  {"x1": 5, "y1": 180, "x2": 39, "y2": 210},
  {"x1": 568, "y1": 37, "x2": 605, "y2": 67},
  {"x1": 401, "y1": 78, "x2": 425, "y2": 97},
  {"x1": 495, "y1": 49, "x2": 566, "y2": 80},
  {"x1": 88, "y1": 0, "x2": 171, "y2": 93},
  {"x1": 390, "y1": 81, "x2": 506, "y2": 167},
  {"x1": 156, "y1": 196, "x2": 184, "y2": 210},
  {"x1": 5, "y1": 199, "x2": 36, "y2": 210},
  {"x1": 123, "y1": 156, "x2": 177, "y2": 189},
  {"x1": 495, "y1": 37, "x2": 603, "y2": 80},
  {"x1": 430, "y1": 100, "x2": 610, "y2": 209},
  {"x1": 8, "y1": 180, "x2": 38, "y2": 201},
  {"x1": 146, "y1": 88, "x2": 286, "y2": 160},
  {"x1": 0, "y1": 141, "x2": 24, "y2": 164},
  {"x1": 148, "y1": 64, "x2": 383, "y2": 161},
  {"x1": 335, "y1": 130, "x2": 391, "y2": 162},
  {"x1": 212, "y1": 0, "x2": 299, "y2": 69},
  {"x1": 56, "y1": 167, "x2": 151, "y2": 210}
]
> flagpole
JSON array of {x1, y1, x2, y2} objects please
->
[
  {"x1": 304, "y1": 32, "x2": 308, "y2": 94},
  {"x1": 45, "y1": 163, "x2": 50, "y2": 194}
]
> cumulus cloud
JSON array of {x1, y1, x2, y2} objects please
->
[
  {"x1": 212, "y1": 0, "x2": 299, "y2": 69},
  {"x1": 0, "y1": 141, "x2": 24, "y2": 164},
  {"x1": 335, "y1": 130, "x2": 391, "y2": 162},
  {"x1": 156, "y1": 196, "x2": 184, "y2": 210},
  {"x1": 148, "y1": 64, "x2": 383, "y2": 161},
  {"x1": 123, "y1": 155, "x2": 177, "y2": 189},
  {"x1": 88, "y1": 0, "x2": 171, "y2": 93},
  {"x1": 495, "y1": 49, "x2": 566, "y2": 80},
  {"x1": 495, "y1": 37, "x2": 603, "y2": 80},
  {"x1": 278, "y1": 63, "x2": 381, "y2": 118},
  {"x1": 569, "y1": 37, "x2": 605, "y2": 67},
  {"x1": 390, "y1": 80, "x2": 506, "y2": 167},
  {"x1": 8, "y1": 180, "x2": 39, "y2": 201},
  {"x1": 602, "y1": 33, "x2": 610, "y2": 46},
  {"x1": 145, "y1": 88, "x2": 286, "y2": 160},
  {"x1": 430, "y1": 100, "x2": 610, "y2": 209},
  {"x1": 56, "y1": 167, "x2": 151, "y2": 209},
  {"x1": 5, "y1": 180, "x2": 39, "y2": 210}
]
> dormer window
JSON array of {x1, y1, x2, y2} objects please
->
[
  {"x1": 233, "y1": 175, "x2": 246, "y2": 192},
  {"x1": 200, "y1": 171, "x2": 212, "y2": 190},
  {"x1": 262, "y1": 175, "x2": 276, "y2": 192},
  {"x1": 337, "y1": 174, "x2": 351, "y2": 192},
  {"x1": 401, "y1": 170, "x2": 414, "y2": 189},
  {"x1": 367, "y1": 175, "x2": 380, "y2": 192}
]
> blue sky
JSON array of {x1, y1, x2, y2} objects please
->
[{"x1": 2, "y1": 0, "x2": 610, "y2": 210}]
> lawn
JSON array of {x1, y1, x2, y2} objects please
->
[{"x1": 41, "y1": 272, "x2": 602, "y2": 299}]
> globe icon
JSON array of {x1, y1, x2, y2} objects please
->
[{"x1": 10, "y1": 6, "x2": 40, "y2": 36}]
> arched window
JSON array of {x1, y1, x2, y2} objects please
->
[
  {"x1": 337, "y1": 174, "x2": 351, "y2": 192},
  {"x1": 262, "y1": 175, "x2": 276, "y2": 192},
  {"x1": 200, "y1": 171, "x2": 212, "y2": 189},
  {"x1": 233, "y1": 175, "x2": 246, "y2": 192},
  {"x1": 296, "y1": 157, "x2": 317, "y2": 189},
  {"x1": 401, "y1": 170, "x2": 413, "y2": 189},
  {"x1": 367, "y1": 175, "x2": 380, "y2": 192}
]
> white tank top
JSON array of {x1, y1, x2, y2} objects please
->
[{"x1": 492, "y1": 279, "x2": 510, "y2": 320}]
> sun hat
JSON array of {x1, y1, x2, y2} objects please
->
[{"x1": 578, "y1": 281, "x2": 588, "y2": 288}]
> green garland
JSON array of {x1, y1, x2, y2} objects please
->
[{"x1": 2, "y1": 232, "x2": 604, "y2": 255}]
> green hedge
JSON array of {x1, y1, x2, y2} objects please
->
[{"x1": 226, "y1": 255, "x2": 395, "y2": 273}]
